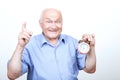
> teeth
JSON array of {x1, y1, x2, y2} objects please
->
[{"x1": 49, "y1": 30, "x2": 57, "y2": 32}]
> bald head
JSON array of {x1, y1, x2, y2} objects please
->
[{"x1": 39, "y1": 8, "x2": 62, "y2": 23}]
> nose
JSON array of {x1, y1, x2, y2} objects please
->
[
  {"x1": 50, "y1": 22, "x2": 58, "y2": 29},
  {"x1": 51, "y1": 22, "x2": 57, "y2": 26}
]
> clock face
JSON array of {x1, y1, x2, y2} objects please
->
[{"x1": 78, "y1": 42, "x2": 90, "y2": 54}]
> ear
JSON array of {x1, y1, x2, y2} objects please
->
[{"x1": 39, "y1": 20, "x2": 42, "y2": 27}]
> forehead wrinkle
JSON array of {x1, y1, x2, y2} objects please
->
[{"x1": 39, "y1": 8, "x2": 62, "y2": 23}]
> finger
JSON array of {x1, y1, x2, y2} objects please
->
[
  {"x1": 82, "y1": 34, "x2": 88, "y2": 41},
  {"x1": 21, "y1": 35, "x2": 29, "y2": 43},
  {"x1": 19, "y1": 31, "x2": 32, "y2": 41},
  {"x1": 92, "y1": 34, "x2": 95, "y2": 42},
  {"x1": 22, "y1": 22, "x2": 27, "y2": 32},
  {"x1": 22, "y1": 35, "x2": 30, "y2": 41},
  {"x1": 85, "y1": 34, "x2": 91, "y2": 44},
  {"x1": 23, "y1": 31, "x2": 32, "y2": 39},
  {"x1": 89, "y1": 34, "x2": 95, "y2": 42},
  {"x1": 26, "y1": 29, "x2": 33, "y2": 36},
  {"x1": 92, "y1": 34, "x2": 95, "y2": 38},
  {"x1": 29, "y1": 31, "x2": 33, "y2": 36},
  {"x1": 88, "y1": 34, "x2": 93, "y2": 42}
]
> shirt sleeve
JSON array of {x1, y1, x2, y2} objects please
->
[
  {"x1": 76, "y1": 51, "x2": 86, "y2": 70},
  {"x1": 75, "y1": 39, "x2": 86, "y2": 70},
  {"x1": 21, "y1": 48, "x2": 31, "y2": 75}
]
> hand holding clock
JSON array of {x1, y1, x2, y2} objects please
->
[{"x1": 78, "y1": 34, "x2": 95, "y2": 54}]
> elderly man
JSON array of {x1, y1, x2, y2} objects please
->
[{"x1": 7, "y1": 8, "x2": 96, "y2": 80}]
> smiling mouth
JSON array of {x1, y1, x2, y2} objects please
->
[{"x1": 49, "y1": 30, "x2": 58, "y2": 32}]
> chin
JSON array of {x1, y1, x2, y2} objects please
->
[
  {"x1": 49, "y1": 34, "x2": 58, "y2": 37},
  {"x1": 50, "y1": 36, "x2": 58, "y2": 39},
  {"x1": 48, "y1": 35, "x2": 59, "y2": 39}
]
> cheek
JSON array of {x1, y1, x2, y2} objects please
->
[
  {"x1": 41, "y1": 25, "x2": 49, "y2": 31},
  {"x1": 59, "y1": 27, "x2": 62, "y2": 32},
  {"x1": 58, "y1": 25, "x2": 62, "y2": 30}
]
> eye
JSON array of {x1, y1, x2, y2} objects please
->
[
  {"x1": 55, "y1": 21, "x2": 61, "y2": 23},
  {"x1": 46, "y1": 20, "x2": 52, "y2": 23}
]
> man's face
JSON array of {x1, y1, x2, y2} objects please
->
[{"x1": 40, "y1": 10, "x2": 62, "y2": 41}]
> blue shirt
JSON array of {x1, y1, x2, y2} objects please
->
[{"x1": 22, "y1": 33, "x2": 86, "y2": 80}]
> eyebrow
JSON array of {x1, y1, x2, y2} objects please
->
[
  {"x1": 45, "y1": 18, "x2": 51, "y2": 20},
  {"x1": 45, "y1": 18, "x2": 61, "y2": 21}
]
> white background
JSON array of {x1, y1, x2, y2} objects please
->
[{"x1": 0, "y1": 0, "x2": 120, "y2": 80}]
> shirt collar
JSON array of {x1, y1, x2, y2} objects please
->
[
  {"x1": 59, "y1": 34, "x2": 65, "y2": 44},
  {"x1": 40, "y1": 33, "x2": 65, "y2": 47},
  {"x1": 40, "y1": 33, "x2": 48, "y2": 47}
]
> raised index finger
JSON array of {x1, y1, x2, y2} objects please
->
[{"x1": 22, "y1": 22, "x2": 26, "y2": 31}]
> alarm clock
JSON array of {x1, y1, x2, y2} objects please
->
[{"x1": 78, "y1": 41, "x2": 90, "y2": 54}]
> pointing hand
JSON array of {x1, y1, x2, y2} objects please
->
[{"x1": 18, "y1": 22, "x2": 33, "y2": 47}]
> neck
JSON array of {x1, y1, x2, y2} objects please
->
[
  {"x1": 42, "y1": 32, "x2": 59, "y2": 46},
  {"x1": 48, "y1": 38, "x2": 58, "y2": 46}
]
